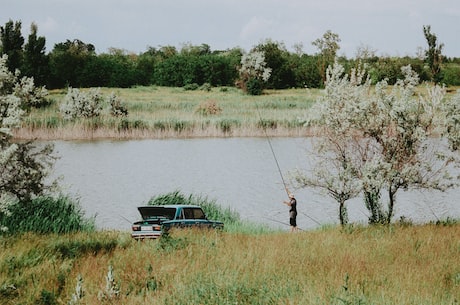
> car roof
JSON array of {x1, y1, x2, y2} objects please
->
[
  {"x1": 137, "y1": 205, "x2": 201, "y2": 209},
  {"x1": 137, "y1": 205, "x2": 203, "y2": 219}
]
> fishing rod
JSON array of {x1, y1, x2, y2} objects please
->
[
  {"x1": 255, "y1": 101, "x2": 322, "y2": 227},
  {"x1": 298, "y1": 211, "x2": 321, "y2": 226},
  {"x1": 119, "y1": 214, "x2": 133, "y2": 225},
  {"x1": 261, "y1": 216, "x2": 304, "y2": 231},
  {"x1": 255, "y1": 102, "x2": 290, "y2": 198}
]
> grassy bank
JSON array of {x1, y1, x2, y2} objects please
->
[
  {"x1": 14, "y1": 86, "x2": 318, "y2": 140},
  {"x1": 1, "y1": 224, "x2": 459, "y2": 304}
]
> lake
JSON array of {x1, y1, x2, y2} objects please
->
[{"x1": 51, "y1": 138, "x2": 460, "y2": 231}]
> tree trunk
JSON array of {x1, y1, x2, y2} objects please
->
[
  {"x1": 386, "y1": 186, "x2": 397, "y2": 224},
  {"x1": 339, "y1": 199, "x2": 348, "y2": 226}
]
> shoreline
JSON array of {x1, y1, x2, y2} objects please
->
[{"x1": 13, "y1": 126, "x2": 317, "y2": 141}]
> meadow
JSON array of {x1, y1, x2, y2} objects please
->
[
  {"x1": 6, "y1": 86, "x2": 460, "y2": 304},
  {"x1": 1, "y1": 224, "x2": 459, "y2": 304},
  {"x1": 15, "y1": 86, "x2": 319, "y2": 140}
]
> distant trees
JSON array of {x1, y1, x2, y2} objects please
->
[
  {"x1": 0, "y1": 19, "x2": 24, "y2": 73},
  {"x1": 48, "y1": 39, "x2": 96, "y2": 88},
  {"x1": 312, "y1": 30, "x2": 341, "y2": 85},
  {"x1": 423, "y1": 25, "x2": 444, "y2": 83},
  {"x1": 153, "y1": 47, "x2": 240, "y2": 87},
  {"x1": 1, "y1": 19, "x2": 460, "y2": 90},
  {"x1": 252, "y1": 40, "x2": 295, "y2": 89},
  {"x1": 22, "y1": 22, "x2": 49, "y2": 86}
]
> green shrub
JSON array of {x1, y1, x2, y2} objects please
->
[
  {"x1": 108, "y1": 92, "x2": 128, "y2": 117},
  {"x1": 183, "y1": 83, "x2": 199, "y2": 91},
  {"x1": 200, "y1": 83, "x2": 212, "y2": 91},
  {"x1": 246, "y1": 78, "x2": 263, "y2": 95},
  {"x1": 442, "y1": 64, "x2": 460, "y2": 86},
  {"x1": 0, "y1": 196, "x2": 95, "y2": 234}
]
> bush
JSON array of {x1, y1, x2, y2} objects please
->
[
  {"x1": 183, "y1": 83, "x2": 199, "y2": 91},
  {"x1": 442, "y1": 64, "x2": 460, "y2": 86},
  {"x1": 195, "y1": 99, "x2": 222, "y2": 116},
  {"x1": 200, "y1": 83, "x2": 212, "y2": 91},
  {"x1": 60, "y1": 87, "x2": 104, "y2": 119},
  {"x1": 0, "y1": 196, "x2": 95, "y2": 234},
  {"x1": 108, "y1": 92, "x2": 128, "y2": 117},
  {"x1": 246, "y1": 78, "x2": 263, "y2": 95}
]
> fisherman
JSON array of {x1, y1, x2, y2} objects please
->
[{"x1": 283, "y1": 188, "x2": 298, "y2": 232}]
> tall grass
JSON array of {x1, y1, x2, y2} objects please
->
[
  {"x1": 0, "y1": 196, "x2": 95, "y2": 234},
  {"x1": 1, "y1": 224, "x2": 459, "y2": 304},
  {"x1": 15, "y1": 86, "x2": 318, "y2": 140}
]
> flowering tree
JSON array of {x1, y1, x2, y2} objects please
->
[
  {"x1": 60, "y1": 87, "x2": 104, "y2": 119},
  {"x1": 296, "y1": 60, "x2": 459, "y2": 225},
  {"x1": 238, "y1": 51, "x2": 272, "y2": 95},
  {"x1": 0, "y1": 54, "x2": 55, "y2": 231}
]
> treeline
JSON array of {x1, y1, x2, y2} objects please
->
[{"x1": 2, "y1": 19, "x2": 460, "y2": 90}]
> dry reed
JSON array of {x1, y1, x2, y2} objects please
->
[{"x1": 14, "y1": 86, "x2": 318, "y2": 140}]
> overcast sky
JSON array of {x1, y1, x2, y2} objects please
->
[{"x1": 2, "y1": 0, "x2": 459, "y2": 57}]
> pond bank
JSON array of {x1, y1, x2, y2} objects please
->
[{"x1": 13, "y1": 125, "x2": 317, "y2": 140}]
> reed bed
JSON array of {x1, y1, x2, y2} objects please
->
[
  {"x1": 15, "y1": 86, "x2": 318, "y2": 140},
  {"x1": 1, "y1": 224, "x2": 459, "y2": 304}
]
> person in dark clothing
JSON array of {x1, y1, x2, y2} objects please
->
[{"x1": 283, "y1": 189, "x2": 298, "y2": 232}]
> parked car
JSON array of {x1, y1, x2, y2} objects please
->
[{"x1": 131, "y1": 205, "x2": 224, "y2": 239}]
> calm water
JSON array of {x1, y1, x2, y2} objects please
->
[{"x1": 51, "y1": 138, "x2": 460, "y2": 231}]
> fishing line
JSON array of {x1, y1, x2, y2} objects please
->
[
  {"x1": 262, "y1": 216, "x2": 304, "y2": 231},
  {"x1": 255, "y1": 102, "x2": 289, "y2": 197},
  {"x1": 255, "y1": 101, "x2": 322, "y2": 227}
]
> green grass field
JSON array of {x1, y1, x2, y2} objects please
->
[{"x1": 16, "y1": 86, "x2": 319, "y2": 140}]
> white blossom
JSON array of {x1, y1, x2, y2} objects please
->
[
  {"x1": 239, "y1": 51, "x2": 272, "y2": 82},
  {"x1": 60, "y1": 87, "x2": 104, "y2": 119},
  {"x1": 296, "y1": 60, "x2": 458, "y2": 224}
]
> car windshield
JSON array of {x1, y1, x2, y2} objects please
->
[{"x1": 139, "y1": 207, "x2": 176, "y2": 220}]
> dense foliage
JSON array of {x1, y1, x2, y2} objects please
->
[{"x1": 1, "y1": 19, "x2": 460, "y2": 90}]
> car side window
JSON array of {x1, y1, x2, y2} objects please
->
[
  {"x1": 184, "y1": 208, "x2": 194, "y2": 219},
  {"x1": 193, "y1": 208, "x2": 206, "y2": 219}
]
